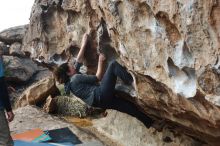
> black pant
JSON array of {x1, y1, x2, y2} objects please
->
[
  {"x1": 0, "y1": 77, "x2": 11, "y2": 112},
  {"x1": 93, "y1": 60, "x2": 153, "y2": 127}
]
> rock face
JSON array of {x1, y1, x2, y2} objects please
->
[
  {"x1": 22, "y1": 0, "x2": 220, "y2": 145},
  {"x1": 10, "y1": 106, "x2": 104, "y2": 146},
  {"x1": 3, "y1": 56, "x2": 38, "y2": 82},
  {"x1": 16, "y1": 77, "x2": 60, "y2": 107},
  {"x1": 93, "y1": 110, "x2": 201, "y2": 146},
  {"x1": 0, "y1": 25, "x2": 28, "y2": 44},
  {"x1": 9, "y1": 42, "x2": 24, "y2": 57},
  {"x1": 9, "y1": 106, "x2": 201, "y2": 146}
]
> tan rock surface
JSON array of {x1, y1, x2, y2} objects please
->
[
  {"x1": 16, "y1": 77, "x2": 59, "y2": 107},
  {"x1": 21, "y1": 0, "x2": 220, "y2": 144},
  {"x1": 10, "y1": 106, "x2": 104, "y2": 146},
  {"x1": 9, "y1": 42, "x2": 25, "y2": 57},
  {"x1": 92, "y1": 110, "x2": 201, "y2": 146}
]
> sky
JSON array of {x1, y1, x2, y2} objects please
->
[{"x1": 0, "y1": 0, "x2": 35, "y2": 32}]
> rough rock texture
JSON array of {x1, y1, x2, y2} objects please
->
[
  {"x1": 43, "y1": 95, "x2": 55, "y2": 113},
  {"x1": 8, "y1": 67, "x2": 53, "y2": 105},
  {"x1": 0, "y1": 25, "x2": 28, "y2": 44},
  {"x1": 22, "y1": 0, "x2": 220, "y2": 145},
  {"x1": 10, "y1": 106, "x2": 104, "y2": 146},
  {"x1": 92, "y1": 110, "x2": 201, "y2": 146},
  {"x1": 9, "y1": 42, "x2": 24, "y2": 57},
  {"x1": 16, "y1": 77, "x2": 60, "y2": 107},
  {"x1": 3, "y1": 56, "x2": 38, "y2": 82}
]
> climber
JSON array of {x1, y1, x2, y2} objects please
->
[
  {"x1": 53, "y1": 31, "x2": 154, "y2": 127},
  {"x1": 0, "y1": 46, "x2": 14, "y2": 146}
]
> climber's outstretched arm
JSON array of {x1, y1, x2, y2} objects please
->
[
  {"x1": 96, "y1": 53, "x2": 106, "y2": 80},
  {"x1": 76, "y1": 33, "x2": 89, "y2": 63}
]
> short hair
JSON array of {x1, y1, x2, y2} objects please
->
[{"x1": 53, "y1": 63, "x2": 70, "y2": 84}]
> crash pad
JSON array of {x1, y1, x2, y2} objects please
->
[
  {"x1": 46, "y1": 127, "x2": 82, "y2": 145},
  {"x1": 12, "y1": 128, "x2": 51, "y2": 142},
  {"x1": 14, "y1": 140, "x2": 74, "y2": 146}
]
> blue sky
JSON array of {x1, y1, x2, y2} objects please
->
[{"x1": 0, "y1": 0, "x2": 35, "y2": 31}]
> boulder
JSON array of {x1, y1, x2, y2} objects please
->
[
  {"x1": 0, "y1": 25, "x2": 28, "y2": 44},
  {"x1": 10, "y1": 106, "x2": 104, "y2": 146},
  {"x1": 21, "y1": 0, "x2": 220, "y2": 144},
  {"x1": 92, "y1": 110, "x2": 202, "y2": 146},
  {"x1": 135, "y1": 74, "x2": 220, "y2": 145},
  {"x1": 3, "y1": 56, "x2": 38, "y2": 83},
  {"x1": 9, "y1": 42, "x2": 25, "y2": 57},
  {"x1": 16, "y1": 77, "x2": 60, "y2": 107},
  {"x1": 7, "y1": 67, "x2": 53, "y2": 105}
]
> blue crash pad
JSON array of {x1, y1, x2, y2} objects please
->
[{"x1": 14, "y1": 140, "x2": 74, "y2": 146}]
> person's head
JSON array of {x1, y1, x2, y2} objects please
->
[{"x1": 53, "y1": 62, "x2": 76, "y2": 84}]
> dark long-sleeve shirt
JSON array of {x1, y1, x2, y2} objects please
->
[
  {"x1": 0, "y1": 57, "x2": 12, "y2": 111},
  {"x1": 68, "y1": 74, "x2": 98, "y2": 105},
  {"x1": 64, "y1": 61, "x2": 99, "y2": 105}
]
